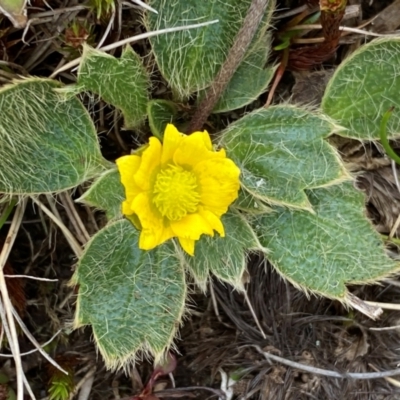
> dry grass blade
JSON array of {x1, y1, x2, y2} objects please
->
[
  {"x1": 4, "y1": 274, "x2": 58, "y2": 282},
  {"x1": 68, "y1": 365, "x2": 97, "y2": 400},
  {"x1": 49, "y1": 20, "x2": 220, "y2": 78},
  {"x1": 365, "y1": 301, "x2": 400, "y2": 310},
  {"x1": 252, "y1": 345, "x2": 400, "y2": 379},
  {"x1": 59, "y1": 192, "x2": 90, "y2": 244},
  {"x1": 30, "y1": 196, "x2": 83, "y2": 258},
  {"x1": 130, "y1": 0, "x2": 158, "y2": 14},
  {"x1": 0, "y1": 329, "x2": 62, "y2": 358},
  {"x1": 0, "y1": 199, "x2": 26, "y2": 400},
  {"x1": 11, "y1": 307, "x2": 68, "y2": 374},
  {"x1": 0, "y1": 298, "x2": 36, "y2": 399},
  {"x1": 243, "y1": 289, "x2": 266, "y2": 339}
]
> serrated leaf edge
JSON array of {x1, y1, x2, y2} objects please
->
[{"x1": 71, "y1": 220, "x2": 188, "y2": 370}]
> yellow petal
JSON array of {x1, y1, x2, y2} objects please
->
[
  {"x1": 134, "y1": 137, "x2": 162, "y2": 191},
  {"x1": 125, "y1": 213, "x2": 141, "y2": 230},
  {"x1": 122, "y1": 199, "x2": 134, "y2": 215},
  {"x1": 116, "y1": 155, "x2": 142, "y2": 214},
  {"x1": 159, "y1": 224, "x2": 175, "y2": 243},
  {"x1": 130, "y1": 192, "x2": 164, "y2": 250},
  {"x1": 194, "y1": 158, "x2": 240, "y2": 216},
  {"x1": 161, "y1": 124, "x2": 184, "y2": 164},
  {"x1": 198, "y1": 207, "x2": 225, "y2": 236},
  {"x1": 193, "y1": 129, "x2": 213, "y2": 150},
  {"x1": 170, "y1": 212, "x2": 214, "y2": 240},
  {"x1": 178, "y1": 237, "x2": 195, "y2": 256},
  {"x1": 173, "y1": 131, "x2": 224, "y2": 167}
]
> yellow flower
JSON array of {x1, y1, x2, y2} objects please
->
[{"x1": 116, "y1": 124, "x2": 240, "y2": 255}]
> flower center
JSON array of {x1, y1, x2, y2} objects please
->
[{"x1": 152, "y1": 165, "x2": 200, "y2": 221}]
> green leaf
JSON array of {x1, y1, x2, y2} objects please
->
[
  {"x1": 147, "y1": 100, "x2": 178, "y2": 140},
  {"x1": 0, "y1": 78, "x2": 106, "y2": 195},
  {"x1": 220, "y1": 106, "x2": 349, "y2": 210},
  {"x1": 146, "y1": 0, "x2": 275, "y2": 98},
  {"x1": 256, "y1": 182, "x2": 399, "y2": 300},
  {"x1": 185, "y1": 211, "x2": 263, "y2": 291},
  {"x1": 206, "y1": 39, "x2": 276, "y2": 113},
  {"x1": 78, "y1": 45, "x2": 149, "y2": 129},
  {"x1": 72, "y1": 219, "x2": 186, "y2": 369},
  {"x1": 77, "y1": 168, "x2": 124, "y2": 220},
  {"x1": 322, "y1": 38, "x2": 400, "y2": 140},
  {"x1": 233, "y1": 189, "x2": 271, "y2": 215}
]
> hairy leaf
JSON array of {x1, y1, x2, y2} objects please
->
[
  {"x1": 220, "y1": 106, "x2": 349, "y2": 210},
  {"x1": 233, "y1": 189, "x2": 271, "y2": 215},
  {"x1": 78, "y1": 45, "x2": 149, "y2": 128},
  {"x1": 185, "y1": 211, "x2": 263, "y2": 290},
  {"x1": 77, "y1": 168, "x2": 124, "y2": 220},
  {"x1": 256, "y1": 182, "x2": 399, "y2": 299},
  {"x1": 322, "y1": 38, "x2": 400, "y2": 139},
  {"x1": 72, "y1": 220, "x2": 186, "y2": 369},
  {"x1": 0, "y1": 78, "x2": 106, "y2": 195},
  {"x1": 146, "y1": 0, "x2": 275, "y2": 98},
  {"x1": 147, "y1": 100, "x2": 178, "y2": 140}
]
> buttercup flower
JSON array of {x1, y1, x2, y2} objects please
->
[{"x1": 116, "y1": 124, "x2": 240, "y2": 255}]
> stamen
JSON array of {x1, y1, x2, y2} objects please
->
[{"x1": 152, "y1": 165, "x2": 200, "y2": 221}]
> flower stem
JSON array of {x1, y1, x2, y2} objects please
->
[{"x1": 188, "y1": 0, "x2": 270, "y2": 133}]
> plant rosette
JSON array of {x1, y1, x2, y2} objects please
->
[{"x1": 1, "y1": 2, "x2": 400, "y2": 371}]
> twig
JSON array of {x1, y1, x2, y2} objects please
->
[
  {"x1": 188, "y1": 0, "x2": 270, "y2": 132},
  {"x1": 49, "y1": 20, "x2": 220, "y2": 78},
  {"x1": 30, "y1": 196, "x2": 83, "y2": 258},
  {"x1": 252, "y1": 345, "x2": 400, "y2": 379},
  {"x1": 0, "y1": 200, "x2": 26, "y2": 400}
]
